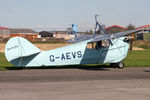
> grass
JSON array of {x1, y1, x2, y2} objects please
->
[
  {"x1": 123, "y1": 49, "x2": 150, "y2": 67},
  {"x1": 144, "y1": 33, "x2": 150, "y2": 41},
  {"x1": 134, "y1": 40, "x2": 150, "y2": 49},
  {"x1": 0, "y1": 49, "x2": 150, "y2": 70},
  {"x1": 0, "y1": 53, "x2": 14, "y2": 70}
]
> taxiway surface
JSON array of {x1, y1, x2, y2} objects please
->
[{"x1": 0, "y1": 67, "x2": 150, "y2": 100}]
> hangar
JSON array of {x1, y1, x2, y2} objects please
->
[
  {"x1": 0, "y1": 26, "x2": 9, "y2": 35},
  {"x1": 9, "y1": 28, "x2": 39, "y2": 41},
  {"x1": 136, "y1": 24, "x2": 150, "y2": 40},
  {"x1": 0, "y1": 26, "x2": 10, "y2": 41},
  {"x1": 105, "y1": 25, "x2": 127, "y2": 34},
  {"x1": 39, "y1": 31, "x2": 54, "y2": 37}
]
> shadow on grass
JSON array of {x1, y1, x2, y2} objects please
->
[{"x1": 4, "y1": 64, "x2": 114, "y2": 71}]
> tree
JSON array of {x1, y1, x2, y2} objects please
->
[
  {"x1": 126, "y1": 24, "x2": 136, "y2": 41},
  {"x1": 85, "y1": 30, "x2": 93, "y2": 34},
  {"x1": 126, "y1": 24, "x2": 135, "y2": 30}
]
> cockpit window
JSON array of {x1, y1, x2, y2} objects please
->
[
  {"x1": 86, "y1": 40, "x2": 110, "y2": 50},
  {"x1": 86, "y1": 42, "x2": 96, "y2": 49},
  {"x1": 101, "y1": 40, "x2": 110, "y2": 47}
]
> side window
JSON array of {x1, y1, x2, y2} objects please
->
[
  {"x1": 101, "y1": 40, "x2": 110, "y2": 47},
  {"x1": 86, "y1": 42, "x2": 97, "y2": 49},
  {"x1": 86, "y1": 40, "x2": 110, "y2": 50}
]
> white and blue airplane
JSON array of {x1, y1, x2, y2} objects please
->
[{"x1": 5, "y1": 16, "x2": 141, "y2": 68}]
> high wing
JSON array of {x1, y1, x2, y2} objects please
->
[
  {"x1": 68, "y1": 29, "x2": 141, "y2": 43},
  {"x1": 68, "y1": 15, "x2": 142, "y2": 43},
  {"x1": 68, "y1": 34, "x2": 93, "y2": 43},
  {"x1": 91, "y1": 29, "x2": 141, "y2": 42}
]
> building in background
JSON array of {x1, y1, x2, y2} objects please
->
[
  {"x1": 0, "y1": 26, "x2": 10, "y2": 42},
  {"x1": 39, "y1": 31, "x2": 54, "y2": 37},
  {"x1": 0, "y1": 26, "x2": 10, "y2": 35},
  {"x1": 39, "y1": 30, "x2": 75, "y2": 40},
  {"x1": 105, "y1": 25, "x2": 127, "y2": 34},
  {"x1": 136, "y1": 24, "x2": 150, "y2": 40},
  {"x1": 10, "y1": 28, "x2": 39, "y2": 41},
  {"x1": 53, "y1": 31, "x2": 74, "y2": 40},
  {"x1": 10, "y1": 28, "x2": 38, "y2": 34}
]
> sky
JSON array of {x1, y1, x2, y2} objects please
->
[{"x1": 0, "y1": 0, "x2": 150, "y2": 31}]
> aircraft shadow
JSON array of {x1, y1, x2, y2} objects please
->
[
  {"x1": 4, "y1": 64, "x2": 114, "y2": 71},
  {"x1": 144, "y1": 70, "x2": 150, "y2": 72}
]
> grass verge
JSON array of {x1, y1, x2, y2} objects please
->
[
  {"x1": 0, "y1": 53, "x2": 14, "y2": 70},
  {"x1": 123, "y1": 49, "x2": 150, "y2": 67}
]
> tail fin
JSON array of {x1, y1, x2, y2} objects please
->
[{"x1": 5, "y1": 37, "x2": 41, "y2": 65}]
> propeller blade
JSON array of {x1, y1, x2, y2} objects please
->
[{"x1": 130, "y1": 38, "x2": 133, "y2": 51}]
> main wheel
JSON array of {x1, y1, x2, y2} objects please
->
[{"x1": 117, "y1": 62, "x2": 124, "y2": 69}]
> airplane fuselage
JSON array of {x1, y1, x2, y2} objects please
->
[{"x1": 17, "y1": 37, "x2": 129, "y2": 67}]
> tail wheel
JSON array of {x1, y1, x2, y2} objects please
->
[{"x1": 117, "y1": 62, "x2": 124, "y2": 69}]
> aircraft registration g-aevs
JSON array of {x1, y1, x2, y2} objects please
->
[{"x1": 5, "y1": 16, "x2": 141, "y2": 68}]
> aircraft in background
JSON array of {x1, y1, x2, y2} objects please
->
[{"x1": 5, "y1": 16, "x2": 141, "y2": 68}]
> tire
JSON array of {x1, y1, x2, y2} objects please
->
[{"x1": 117, "y1": 62, "x2": 124, "y2": 69}]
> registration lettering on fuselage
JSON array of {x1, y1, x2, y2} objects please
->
[{"x1": 49, "y1": 51, "x2": 82, "y2": 62}]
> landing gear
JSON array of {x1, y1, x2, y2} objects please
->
[
  {"x1": 110, "y1": 62, "x2": 124, "y2": 69},
  {"x1": 110, "y1": 63, "x2": 116, "y2": 68},
  {"x1": 117, "y1": 62, "x2": 124, "y2": 69}
]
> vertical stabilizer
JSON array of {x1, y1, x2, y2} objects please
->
[{"x1": 5, "y1": 37, "x2": 41, "y2": 63}]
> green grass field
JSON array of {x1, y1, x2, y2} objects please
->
[
  {"x1": 0, "y1": 49, "x2": 150, "y2": 70},
  {"x1": 123, "y1": 50, "x2": 150, "y2": 67},
  {"x1": 144, "y1": 33, "x2": 150, "y2": 41},
  {"x1": 0, "y1": 53, "x2": 14, "y2": 70}
]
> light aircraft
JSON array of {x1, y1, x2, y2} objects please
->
[{"x1": 5, "y1": 16, "x2": 141, "y2": 68}]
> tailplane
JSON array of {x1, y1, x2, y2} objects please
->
[{"x1": 5, "y1": 37, "x2": 41, "y2": 66}]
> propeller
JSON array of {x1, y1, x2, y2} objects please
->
[
  {"x1": 129, "y1": 33, "x2": 135, "y2": 51},
  {"x1": 123, "y1": 35, "x2": 134, "y2": 51},
  {"x1": 129, "y1": 38, "x2": 133, "y2": 51}
]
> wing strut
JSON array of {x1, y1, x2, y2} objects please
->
[{"x1": 93, "y1": 15, "x2": 107, "y2": 38}]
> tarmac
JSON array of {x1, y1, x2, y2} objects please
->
[{"x1": 0, "y1": 67, "x2": 150, "y2": 100}]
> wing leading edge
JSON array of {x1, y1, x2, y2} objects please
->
[{"x1": 68, "y1": 29, "x2": 142, "y2": 43}]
